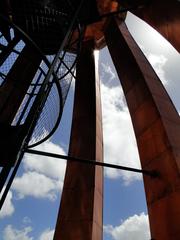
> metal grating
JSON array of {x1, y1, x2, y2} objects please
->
[
  {"x1": 11, "y1": 0, "x2": 74, "y2": 55},
  {"x1": 0, "y1": 13, "x2": 82, "y2": 147},
  {"x1": 0, "y1": 17, "x2": 63, "y2": 147},
  {"x1": 29, "y1": 78, "x2": 62, "y2": 145}
]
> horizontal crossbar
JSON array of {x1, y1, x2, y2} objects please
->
[{"x1": 25, "y1": 149, "x2": 158, "y2": 178}]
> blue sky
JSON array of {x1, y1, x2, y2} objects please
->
[{"x1": 0, "y1": 12, "x2": 180, "y2": 239}]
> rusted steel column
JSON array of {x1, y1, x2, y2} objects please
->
[
  {"x1": 131, "y1": 0, "x2": 180, "y2": 52},
  {"x1": 105, "y1": 18, "x2": 180, "y2": 240},
  {"x1": 54, "y1": 40, "x2": 103, "y2": 240}
]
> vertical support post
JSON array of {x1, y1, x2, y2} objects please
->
[
  {"x1": 105, "y1": 18, "x2": 180, "y2": 240},
  {"x1": 54, "y1": 40, "x2": 103, "y2": 240}
]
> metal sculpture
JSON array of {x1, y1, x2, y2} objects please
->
[{"x1": 0, "y1": 1, "x2": 180, "y2": 239}]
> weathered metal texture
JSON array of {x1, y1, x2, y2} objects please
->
[
  {"x1": 83, "y1": 0, "x2": 119, "y2": 49},
  {"x1": 105, "y1": 17, "x2": 180, "y2": 240},
  {"x1": 53, "y1": 40, "x2": 103, "y2": 240},
  {"x1": 84, "y1": 0, "x2": 180, "y2": 51},
  {"x1": 131, "y1": 0, "x2": 180, "y2": 52}
]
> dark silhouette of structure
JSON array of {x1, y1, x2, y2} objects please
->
[{"x1": 0, "y1": 1, "x2": 180, "y2": 239}]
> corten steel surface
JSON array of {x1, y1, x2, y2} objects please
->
[
  {"x1": 131, "y1": 0, "x2": 180, "y2": 53},
  {"x1": 105, "y1": 17, "x2": 180, "y2": 239},
  {"x1": 53, "y1": 40, "x2": 103, "y2": 240},
  {"x1": 82, "y1": 0, "x2": 120, "y2": 48},
  {"x1": 84, "y1": 0, "x2": 180, "y2": 51}
]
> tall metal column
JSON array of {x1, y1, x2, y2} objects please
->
[
  {"x1": 54, "y1": 40, "x2": 103, "y2": 240},
  {"x1": 105, "y1": 17, "x2": 180, "y2": 240}
]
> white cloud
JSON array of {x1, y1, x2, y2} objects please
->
[
  {"x1": 124, "y1": 18, "x2": 168, "y2": 86},
  {"x1": 3, "y1": 225, "x2": 33, "y2": 240},
  {"x1": 22, "y1": 216, "x2": 32, "y2": 224},
  {"x1": 0, "y1": 189, "x2": 14, "y2": 218},
  {"x1": 101, "y1": 83, "x2": 142, "y2": 184},
  {"x1": 101, "y1": 62, "x2": 116, "y2": 85},
  {"x1": 147, "y1": 54, "x2": 168, "y2": 85},
  {"x1": 39, "y1": 228, "x2": 54, "y2": 240},
  {"x1": 100, "y1": 52, "x2": 167, "y2": 184},
  {"x1": 12, "y1": 171, "x2": 60, "y2": 201},
  {"x1": 104, "y1": 213, "x2": 150, "y2": 240},
  {"x1": 12, "y1": 140, "x2": 66, "y2": 201},
  {"x1": 132, "y1": 44, "x2": 168, "y2": 86},
  {"x1": 24, "y1": 140, "x2": 66, "y2": 180}
]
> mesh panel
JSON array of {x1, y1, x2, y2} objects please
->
[
  {"x1": 11, "y1": 0, "x2": 73, "y2": 54},
  {"x1": 0, "y1": 7, "x2": 82, "y2": 147},
  {"x1": 0, "y1": 30, "x2": 21, "y2": 86},
  {"x1": 0, "y1": 20, "x2": 63, "y2": 146},
  {"x1": 29, "y1": 80, "x2": 61, "y2": 145},
  {"x1": 0, "y1": 34, "x2": 8, "y2": 47}
]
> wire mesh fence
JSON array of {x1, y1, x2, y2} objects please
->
[{"x1": 0, "y1": 12, "x2": 82, "y2": 147}]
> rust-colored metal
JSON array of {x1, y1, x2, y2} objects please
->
[
  {"x1": 105, "y1": 17, "x2": 180, "y2": 240},
  {"x1": 53, "y1": 40, "x2": 103, "y2": 240},
  {"x1": 83, "y1": 0, "x2": 119, "y2": 49},
  {"x1": 84, "y1": 0, "x2": 180, "y2": 52},
  {"x1": 131, "y1": 0, "x2": 180, "y2": 52}
]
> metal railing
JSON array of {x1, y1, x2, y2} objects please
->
[{"x1": 0, "y1": 0, "x2": 85, "y2": 209}]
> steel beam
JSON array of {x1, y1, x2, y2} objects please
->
[
  {"x1": 105, "y1": 17, "x2": 180, "y2": 240},
  {"x1": 53, "y1": 40, "x2": 103, "y2": 240},
  {"x1": 25, "y1": 148, "x2": 158, "y2": 177}
]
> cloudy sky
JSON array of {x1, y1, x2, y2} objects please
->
[{"x1": 0, "y1": 12, "x2": 180, "y2": 239}]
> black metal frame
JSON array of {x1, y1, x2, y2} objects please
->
[
  {"x1": 0, "y1": 16, "x2": 63, "y2": 147},
  {"x1": 0, "y1": 0, "x2": 85, "y2": 210},
  {"x1": 27, "y1": 15, "x2": 85, "y2": 148}
]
